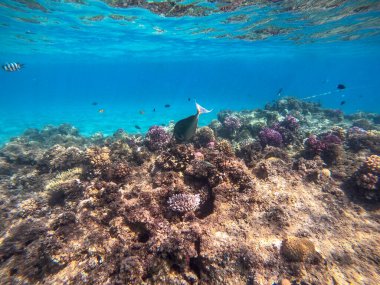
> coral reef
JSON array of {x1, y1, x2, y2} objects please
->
[
  {"x1": 192, "y1": 126, "x2": 215, "y2": 147},
  {"x1": 221, "y1": 115, "x2": 242, "y2": 138},
  {"x1": 0, "y1": 98, "x2": 379, "y2": 285},
  {"x1": 168, "y1": 193, "x2": 201, "y2": 213},
  {"x1": 280, "y1": 237, "x2": 317, "y2": 262},
  {"x1": 145, "y1": 125, "x2": 171, "y2": 151},
  {"x1": 259, "y1": 127, "x2": 283, "y2": 147},
  {"x1": 354, "y1": 155, "x2": 380, "y2": 198},
  {"x1": 304, "y1": 133, "x2": 343, "y2": 165}
]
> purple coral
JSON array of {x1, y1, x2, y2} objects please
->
[
  {"x1": 223, "y1": 115, "x2": 242, "y2": 132},
  {"x1": 322, "y1": 134, "x2": 342, "y2": 145},
  {"x1": 348, "y1": 126, "x2": 367, "y2": 136},
  {"x1": 270, "y1": 115, "x2": 300, "y2": 146},
  {"x1": 145, "y1": 126, "x2": 171, "y2": 151},
  {"x1": 305, "y1": 133, "x2": 342, "y2": 156},
  {"x1": 305, "y1": 135, "x2": 326, "y2": 155},
  {"x1": 259, "y1": 128, "x2": 283, "y2": 147},
  {"x1": 280, "y1": 115, "x2": 299, "y2": 131},
  {"x1": 168, "y1": 193, "x2": 201, "y2": 213}
]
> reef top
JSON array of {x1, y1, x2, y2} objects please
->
[{"x1": 0, "y1": 97, "x2": 379, "y2": 285}]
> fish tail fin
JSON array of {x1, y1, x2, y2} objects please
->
[{"x1": 195, "y1": 101, "x2": 213, "y2": 115}]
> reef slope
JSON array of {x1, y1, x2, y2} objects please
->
[{"x1": 0, "y1": 98, "x2": 379, "y2": 285}]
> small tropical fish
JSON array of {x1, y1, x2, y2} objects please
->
[
  {"x1": 165, "y1": 104, "x2": 171, "y2": 108},
  {"x1": 340, "y1": 101, "x2": 346, "y2": 105},
  {"x1": 92, "y1": 102, "x2": 98, "y2": 106},
  {"x1": 135, "y1": 125, "x2": 141, "y2": 130},
  {"x1": 173, "y1": 102, "x2": 212, "y2": 142},
  {"x1": 139, "y1": 110, "x2": 145, "y2": 115},
  {"x1": 2, "y1": 62, "x2": 24, "y2": 72},
  {"x1": 188, "y1": 97, "x2": 191, "y2": 102},
  {"x1": 277, "y1": 88, "x2": 283, "y2": 96},
  {"x1": 153, "y1": 108, "x2": 156, "y2": 112},
  {"x1": 337, "y1": 84, "x2": 346, "y2": 90},
  {"x1": 98, "y1": 109, "x2": 105, "y2": 113}
]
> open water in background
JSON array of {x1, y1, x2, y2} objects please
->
[{"x1": 0, "y1": 0, "x2": 379, "y2": 145}]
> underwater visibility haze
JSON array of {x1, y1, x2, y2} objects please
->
[{"x1": 0, "y1": 0, "x2": 380, "y2": 284}]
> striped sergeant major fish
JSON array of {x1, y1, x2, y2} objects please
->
[{"x1": 2, "y1": 62, "x2": 24, "y2": 72}]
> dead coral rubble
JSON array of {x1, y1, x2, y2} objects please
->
[{"x1": 0, "y1": 99, "x2": 380, "y2": 285}]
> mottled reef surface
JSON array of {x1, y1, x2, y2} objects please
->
[{"x1": 0, "y1": 98, "x2": 379, "y2": 285}]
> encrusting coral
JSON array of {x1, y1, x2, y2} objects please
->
[{"x1": 0, "y1": 98, "x2": 379, "y2": 285}]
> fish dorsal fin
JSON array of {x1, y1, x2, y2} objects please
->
[{"x1": 195, "y1": 101, "x2": 213, "y2": 114}]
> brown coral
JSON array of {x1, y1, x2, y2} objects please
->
[
  {"x1": 155, "y1": 144, "x2": 195, "y2": 171},
  {"x1": 2, "y1": 99, "x2": 380, "y2": 285},
  {"x1": 86, "y1": 146, "x2": 111, "y2": 168},
  {"x1": 192, "y1": 126, "x2": 215, "y2": 147},
  {"x1": 109, "y1": 162, "x2": 131, "y2": 181},
  {"x1": 39, "y1": 145, "x2": 84, "y2": 172},
  {"x1": 364, "y1": 155, "x2": 380, "y2": 174},
  {"x1": 281, "y1": 237, "x2": 316, "y2": 262},
  {"x1": 216, "y1": 139, "x2": 234, "y2": 156},
  {"x1": 355, "y1": 155, "x2": 380, "y2": 191}
]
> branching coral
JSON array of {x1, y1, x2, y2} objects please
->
[
  {"x1": 155, "y1": 144, "x2": 195, "y2": 171},
  {"x1": 355, "y1": 155, "x2": 380, "y2": 191},
  {"x1": 145, "y1": 126, "x2": 171, "y2": 151},
  {"x1": 216, "y1": 139, "x2": 234, "y2": 156},
  {"x1": 304, "y1": 135, "x2": 326, "y2": 155},
  {"x1": 304, "y1": 133, "x2": 343, "y2": 165},
  {"x1": 347, "y1": 127, "x2": 380, "y2": 153},
  {"x1": 365, "y1": 155, "x2": 380, "y2": 174},
  {"x1": 45, "y1": 167, "x2": 83, "y2": 191},
  {"x1": 168, "y1": 193, "x2": 201, "y2": 213},
  {"x1": 222, "y1": 115, "x2": 242, "y2": 136},
  {"x1": 280, "y1": 115, "x2": 299, "y2": 131},
  {"x1": 259, "y1": 127, "x2": 283, "y2": 147},
  {"x1": 39, "y1": 145, "x2": 84, "y2": 172},
  {"x1": 86, "y1": 146, "x2": 111, "y2": 175},
  {"x1": 192, "y1": 127, "x2": 215, "y2": 147},
  {"x1": 108, "y1": 162, "x2": 131, "y2": 181},
  {"x1": 109, "y1": 140, "x2": 132, "y2": 162}
]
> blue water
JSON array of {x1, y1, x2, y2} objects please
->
[{"x1": 0, "y1": 0, "x2": 380, "y2": 145}]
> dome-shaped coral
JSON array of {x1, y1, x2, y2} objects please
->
[
  {"x1": 364, "y1": 155, "x2": 380, "y2": 174},
  {"x1": 223, "y1": 115, "x2": 242, "y2": 132},
  {"x1": 86, "y1": 146, "x2": 111, "y2": 168},
  {"x1": 355, "y1": 155, "x2": 380, "y2": 192},
  {"x1": 281, "y1": 237, "x2": 316, "y2": 262},
  {"x1": 216, "y1": 139, "x2": 234, "y2": 156},
  {"x1": 145, "y1": 126, "x2": 171, "y2": 151},
  {"x1": 259, "y1": 127, "x2": 283, "y2": 147},
  {"x1": 193, "y1": 127, "x2": 215, "y2": 147}
]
